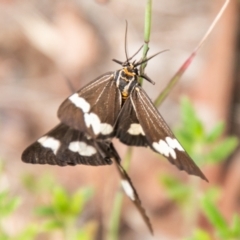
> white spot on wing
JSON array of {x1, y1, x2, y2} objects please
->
[
  {"x1": 69, "y1": 94, "x2": 113, "y2": 136},
  {"x1": 127, "y1": 123, "x2": 145, "y2": 135},
  {"x1": 153, "y1": 139, "x2": 177, "y2": 159},
  {"x1": 84, "y1": 112, "x2": 113, "y2": 135},
  {"x1": 165, "y1": 137, "x2": 184, "y2": 151},
  {"x1": 69, "y1": 94, "x2": 90, "y2": 113},
  {"x1": 84, "y1": 112, "x2": 101, "y2": 134},
  {"x1": 121, "y1": 179, "x2": 135, "y2": 201},
  {"x1": 38, "y1": 136, "x2": 60, "y2": 155},
  {"x1": 100, "y1": 123, "x2": 113, "y2": 135},
  {"x1": 68, "y1": 141, "x2": 96, "y2": 156},
  {"x1": 153, "y1": 137, "x2": 185, "y2": 159}
]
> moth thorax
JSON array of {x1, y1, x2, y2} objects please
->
[
  {"x1": 123, "y1": 67, "x2": 135, "y2": 77},
  {"x1": 115, "y1": 69, "x2": 137, "y2": 103},
  {"x1": 122, "y1": 90, "x2": 129, "y2": 100}
]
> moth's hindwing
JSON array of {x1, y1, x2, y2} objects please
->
[
  {"x1": 114, "y1": 96, "x2": 149, "y2": 146},
  {"x1": 119, "y1": 165, "x2": 153, "y2": 234},
  {"x1": 108, "y1": 144, "x2": 153, "y2": 234},
  {"x1": 57, "y1": 72, "x2": 121, "y2": 139},
  {"x1": 130, "y1": 86, "x2": 208, "y2": 182},
  {"x1": 21, "y1": 124, "x2": 113, "y2": 166}
]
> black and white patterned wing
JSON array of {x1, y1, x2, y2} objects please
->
[
  {"x1": 106, "y1": 144, "x2": 153, "y2": 234},
  {"x1": 57, "y1": 72, "x2": 121, "y2": 139},
  {"x1": 116, "y1": 162, "x2": 153, "y2": 234},
  {"x1": 130, "y1": 86, "x2": 208, "y2": 182},
  {"x1": 114, "y1": 96, "x2": 149, "y2": 146},
  {"x1": 22, "y1": 124, "x2": 113, "y2": 166}
]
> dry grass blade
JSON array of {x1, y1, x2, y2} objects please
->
[{"x1": 154, "y1": 0, "x2": 230, "y2": 107}]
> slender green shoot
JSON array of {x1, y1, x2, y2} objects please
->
[{"x1": 139, "y1": 0, "x2": 152, "y2": 85}]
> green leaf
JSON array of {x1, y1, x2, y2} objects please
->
[
  {"x1": 75, "y1": 231, "x2": 92, "y2": 240},
  {"x1": 180, "y1": 97, "x2": 204, "y2": 139},
  {"x1": 174, "y1": 128, "x2": 195, "y2": 152},
  {"x1": 70, "y1": 188, "x2": 94, "y2": 215},
  {"x1": 21, "y1": 174, "x2": 38, "y2": 193},
  {"x1": 5, "y1": 198, "x2": 21, "y2": 216},
  {"x1": 21, "y1": 173, "x2": 56, "y2": 194},
  {"x1": 35, "y1": 206, "x2": 55, "y2": 217},
  {"x1": 15, "y1": 225, "x2": 39, "y2": 240},
  {"x1": 74, "y1": 221, "x2": 97, "y2": 240},
  {"x1": 205, "y1": 122, "x2": 224, "y2": 143},
  {"x1": 52, "y1": 187, "x2": 70, "y2": 214},
  {"x1": 0, "y1": 191, "x2": 8, "y2": 202},
  {"x1": 0, "y1": 231, "x2": 9, "y2": 240},
  {"x1": 206, "y1": 137, "x2": 238, "y2": 163},
  {"x1": 0, "y1": 191, "x2": 21, "y2": 217},
  {"x1": 160, "y1": 175, "x2": 191, "y2": 204},
  {"x1": 181, "y1": 97, "x2": 196, "y2": 122},
  {"x1": 186, "y1": 229, "x2": 211, "y2": 240},
  {"x1": 42, "y1": 220, "x2": 63, "y2": 231},
  {"x1": 0, "y1": 233, "x2": 10, "y2": 240},
  {"x1": 230, "y1": 214, "x2": 240, "y2": 237},
  {"x1": 201, "y1": 193, "x2": 229, "y2": 238}
]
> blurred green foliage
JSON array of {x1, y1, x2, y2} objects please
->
[
  {"x1": 160, "y1": 97, "x2": 239, "y2": 240},
  {"x1": 36, "y1": 186, "x2": 95, "y2": 239},
  {"x1": 0, "y1": 162, "x2": 96, "y2": 240},
  {"x1": 175, "y1": 97, "x2": 238, "y2": 165},
  {"x1": 0, "y1": 162, "x2": 38, "y2": 240}
]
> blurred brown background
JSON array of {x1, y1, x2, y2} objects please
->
[{"x1": 0, "y1": 0, "x2": 239, "y2": 239}]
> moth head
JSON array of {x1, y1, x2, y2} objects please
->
[
  {"x1": 113, "y1": 60, "x2": 139, "y2": 74},
  {"x1": 112, "y1": 58, "x2": 154, "y2": 85},
  {"x1": 112, "y1": 48, "x2": 168, "y2": 85},
  {"x1": 123, "y1": 62, "x2": 139, "y2": 76}
]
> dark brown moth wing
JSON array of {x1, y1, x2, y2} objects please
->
[
  {"x1": 57, "y1": 72, "x2": 122, "y2": 139},
  {"x1": 22, "y1": 124, "x2": 113, "y2": 166},
  {"x1": 130, "y1": 86, "x2": 208, "y2": 182},
  {"x1": 114, "y1": 96, "x2": 149, "y2": 146},
  {"x1": 107, "y1": 144, "x2": 153, "y2": 234},
  {"x1": 116, "y1": 163, "x2": 153, "y2": 234}
]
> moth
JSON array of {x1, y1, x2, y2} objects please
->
[
  {"x1": 22, "y1": 29, "x2": 207, "y2": 234},
  {"x1": 54, "y1": 53, "x2": 208, "y2": 182}
]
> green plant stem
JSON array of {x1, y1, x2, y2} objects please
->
[
  {"x1": 123, "y1": 147, "x2": 133, "y2": 170},
  {"x1": 154, "y1": 0, "x2": 230, "y2": 108},
  {"x1": 154, "y1": 53, "x2": 195, "y2": 107},
  {"x1": 106, "y1": 190, "x2": 124, "y2": 240},
  {"x1": 183, "y1": 178, "x2": 201, "y2": 236},
  {"x1": 154, "y1": 73, "x2": 180, "y2": 107},
  {"x1": 139, "y1": 0, "x2": 152, "y2": 85},
  {"x1": 63, "y1": 219, "x2": 76, "y2": 240}
]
